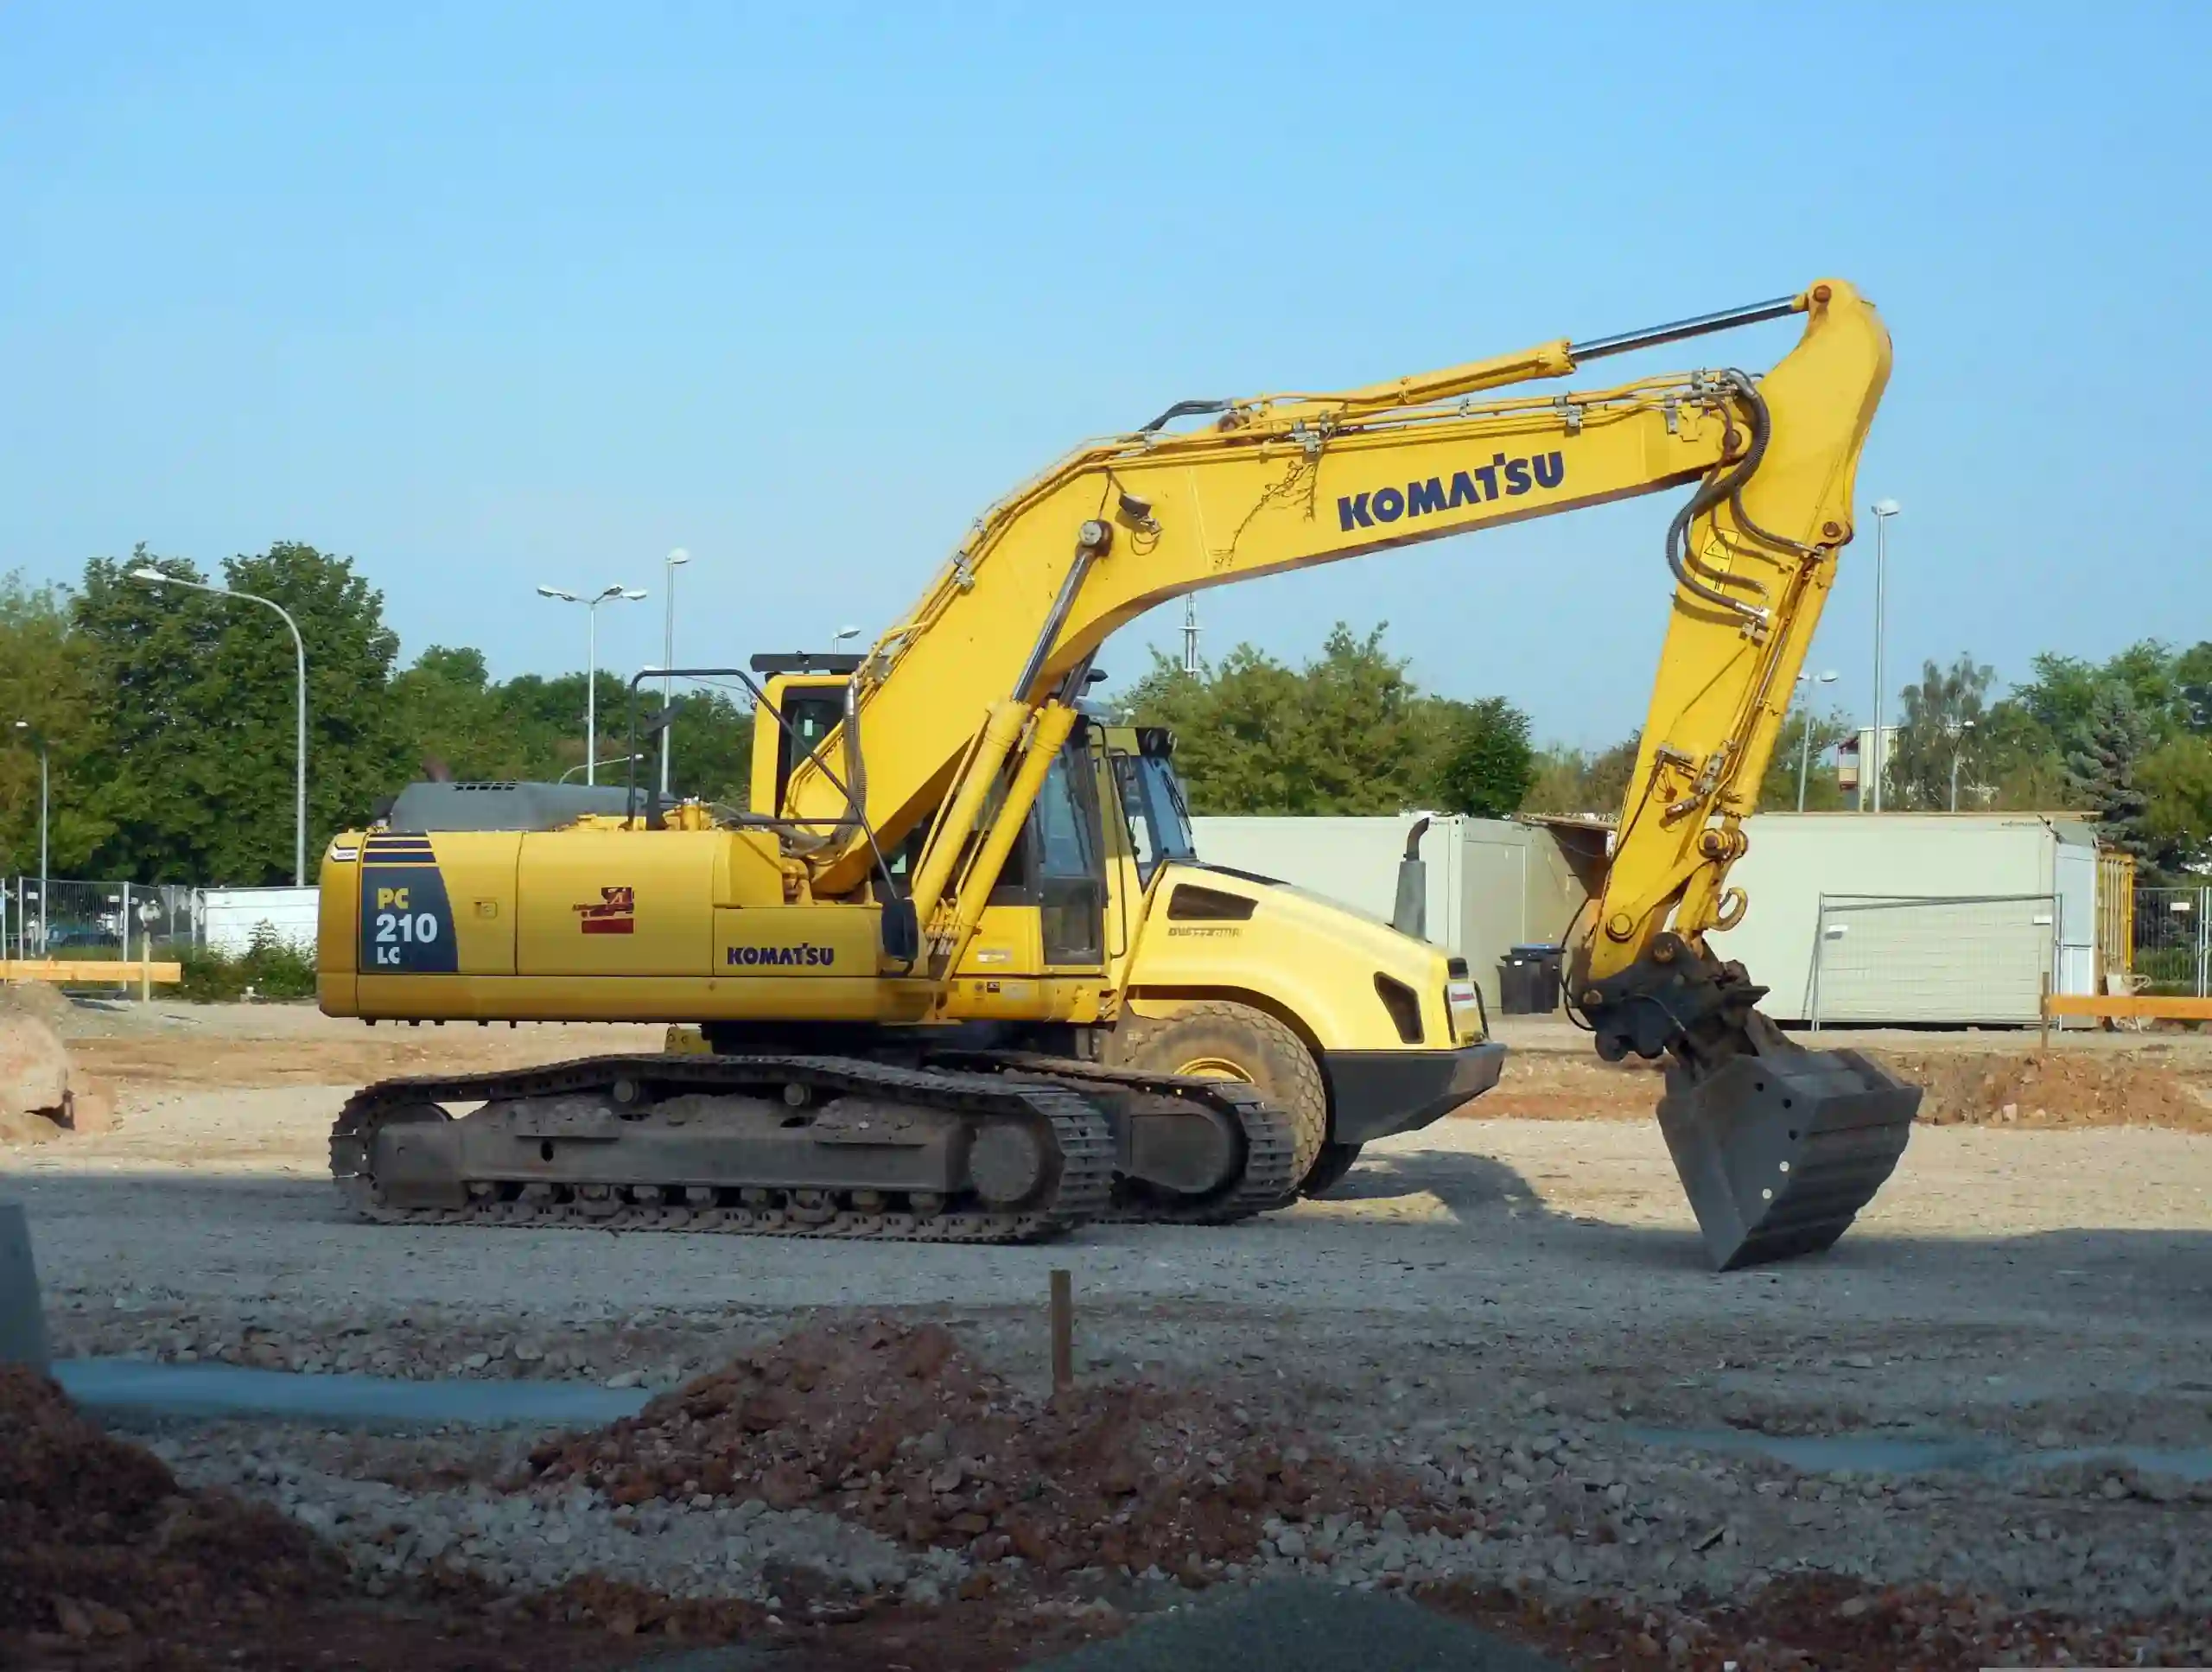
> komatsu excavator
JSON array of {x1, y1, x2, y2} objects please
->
[{"x1": 317, "y1": 278, "x2": 1919, "y2": 1268}]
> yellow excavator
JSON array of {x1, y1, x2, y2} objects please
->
[{"x1": 317, "y1": 278, "x2": 1918, "y2": 1268}]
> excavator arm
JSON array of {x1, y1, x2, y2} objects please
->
[{"x1": 783, "y1": 279, "x2": 1916, "y2": 1265}]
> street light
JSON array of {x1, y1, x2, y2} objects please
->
[
  {"x1": 832, "y1": 626, "x2": 861, "y2": 648},
  {"x1": 1795, "y1": 670, "x2": 1839, "y2": 811},
  {"x1": 1948, "y1": 717, "x2": 1977, "y2": 812},
  {"x1": 660, "y1": 550, "x2": 690, "y2": 797},
  {"x1": 131, "y1": 566, "x2": 308, "y2": 885},
  {"x1": 10, "y1": 720, "x2": 47, "y2": 957},
  {"x1": 1867, "y1": 499, "x2": 1900, "y2": 813},
  {"x1": 537, "y1": 583, "x2": 647, "y2": 785}
]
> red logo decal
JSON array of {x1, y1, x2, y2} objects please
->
[{"x1": 575, "y1": 886, "x2": 636, "y2": 935}]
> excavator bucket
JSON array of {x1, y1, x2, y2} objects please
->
[{"x1": 1656, "y1": 1046, "x2": 1919, "y2": 1270}]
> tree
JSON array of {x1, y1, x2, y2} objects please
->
[
  {"x1": 2065, "y1": 683, "x2": 2156, "y2": 869},
  {"x1": 1522, "y1": 734, "x2": 1641, "y2": 819},
  {"x1": 0, "y1": 571, "x2": 111, "y2": 874},
  {"x1": 1119, "y1": 622, "x2": 1531, "y2": 817},
  {"x1": 389, "y1": 645, "x2": 525, "y2": 780},
  {"x1": 72, "y1": 543, "x2": 410, "y2": 884},
  {"x1": 1756, "y1": 709, "x2": 1856, "y2": 811},
  {"x1": 2174, "y1": 640, "x2": 2212, "y2": 734},
  {"x1": 1428, "y1": 696, "x2": 1534, "y2": 817},
  {"x1": 1886, "y1": 653, "x2": 1993, "y2": 810},
  {"x1": 2140, "y1": 734, "x2": 2212, "y2": 876}
]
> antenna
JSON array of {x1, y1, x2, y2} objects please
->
[{"x1": 1182, "y1": 596, "x2": 1201, "y2": 676}]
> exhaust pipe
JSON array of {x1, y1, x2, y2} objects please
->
[{"x1": 1391, "y1": 817, "x2": 1431, "y2": 940}]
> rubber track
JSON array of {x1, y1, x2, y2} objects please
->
[
  {"x1": 938, "y1": 1053, "x2": 1297, "y2": 1226},
  {"x1": 328, "y1": 1054, "x2": 1113, "y2": 1245}
]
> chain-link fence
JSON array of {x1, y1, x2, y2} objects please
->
[
  {"x1": 2132, "y1": 886, "x2": 2210, "y2": 998},
  {"x1": 1809, "y1": 893, "x2": 2059, "y2": 1027},
  {"x1": 3, "y1": 878, "x2": 200, "y2": 963}
]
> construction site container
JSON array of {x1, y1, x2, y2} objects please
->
[
  {"x1": 1707, "y1": 813, "x2": 2098, "y2": 1025},
  {"x1": 1188, "y1": 809, "x2": 2104, "y2": 1029},
  {"x1": 1186, "y1": 815, "x2": 1600, "y2": 1013}
]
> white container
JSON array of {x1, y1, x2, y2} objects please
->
[{"x1": 195, "y1": 886, "x2": 320, "y2": 957}]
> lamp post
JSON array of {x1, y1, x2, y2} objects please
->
[
  {"x1": 1868, "y1": 499, "x2": 1900, "y2": 813},
  {"x1": 1949, "y1": 717, "x2": 1977, "y2": 812},
  {"x1": 131, "y1": 566, "x2": 308, "y2": 885},
  {"x1": 537, "y1": 584, "x2": 646, "y2": 784},
  {"x1": 1795, "y1": 670, "x2": 1839, "y2": 811},
  {"x1": 660, "y1": 550, "x2": 690, "y2": 796},
  {"x1": 832, "y1": 626, "x2": 861, "y2": 650},
  {"x1": 10, "y1": 720, "x2": 47, "y2": 957}
]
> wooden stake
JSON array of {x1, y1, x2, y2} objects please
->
[
  {"x1": 1049, "y1": 1268, "x2": 1073, "y2": 1392},
  {"x1": 2038, "y1": 971, "x2": 2051, "y2": 1052}
]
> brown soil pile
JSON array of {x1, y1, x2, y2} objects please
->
[
  {"x1": 0, "y1": 979, "x2": 74, "y2": 1026},
  {"x1": 1891, "y1": 1050, "x2": 2212, "y2": 1131},
  {"x1": 0, "y1": 1366, "x2": 345, "y2": 1643},
  {"x1": 1428, "y1": 1573, "x2": 2212, "y2": 1672},
  {"x1": 528, "y1": 1319, "x2": 1446, "y2": 1583},
  {"x1": 0, "y1": 984, "x2": 116, "y2": 1141}
]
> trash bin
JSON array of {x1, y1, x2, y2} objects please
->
[{"x1": 1499, "y1": 944, "x2": 1563, "y2": 1014}]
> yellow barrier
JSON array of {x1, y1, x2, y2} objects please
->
[
  {"x1": 2, "y1": 961, "x2": 182, "y2": 984},
  {"x1": 2044, "y1": 993, "x2": 2212, "y2": 1022}
]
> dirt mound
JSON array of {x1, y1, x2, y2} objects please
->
[
  {"x1": 0, "y1": 1001, "x2": 115, "y2": 1141},
  {"x1": 0, "y1": 1366, "x2": 345, "y2": 1643},
  {"x1": 1429, "y1": 1573, "x2": 2212, "y2": 1672},
  {"x1": 528, "y1": 1319, "x2": 1446, "y2": 1583},
  {"x1": 1891, "y1": 1050, "x2": 2212, "y2": 1131},
  {"x1": 0, "y1": 980, "x2": 73, "y2": 1026}
]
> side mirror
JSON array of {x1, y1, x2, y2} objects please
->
[{"x1": 880, "y1": 896, "x2": 920, "y2": 964}]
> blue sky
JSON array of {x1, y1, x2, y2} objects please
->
[{"x1": 3, "y1": 3, "x2": 2205, "y2": 747}]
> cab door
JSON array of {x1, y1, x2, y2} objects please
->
[{"x1": 1032, "y1": 744, "x2": 1105, "y2": 968}]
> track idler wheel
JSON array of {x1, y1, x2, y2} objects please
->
[{"x1": 967, "y1": 1120, "x2": 1052, "y2": 1209}]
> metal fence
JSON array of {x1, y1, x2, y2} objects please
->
[
  {"x1": 2, "y1": 878, "x2": 200, "y2": 963},
  {"x1": 2132, "y1": 886, "x2": 2210, "y2": 997},
  {"x1": 1809, "y1": 893, "x2": 2059, "y2": 1027}
]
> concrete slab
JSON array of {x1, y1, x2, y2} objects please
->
[
  {"x1": 0, "y1": 1201, "x2": 48, "y2": 1371},
  {"x1": 51, "y1": 1357, "x2": 651, "y2": 1427},
  {"x1": 1030, "y1": 1581, "x2": 1563, "y2": 1671}
]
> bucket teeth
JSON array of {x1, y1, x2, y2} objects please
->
[{"x1": 1657, "y1": 1046, "x2": 1919, "y2": 1271}]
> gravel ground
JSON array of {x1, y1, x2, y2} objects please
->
[
  {"x1": 5, "y1": 1001, "x2": 2209, "y2": 1658},
  {"x1": 139, "y1": 1423, "x2": 965, "y2": 1609}
]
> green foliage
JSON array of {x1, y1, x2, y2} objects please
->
[
  {"x1": 1429, "y1": 697, "x2": 1535, "y2": 817},
  {"x1": 0, "y1": 572, "x2": 111, "y2": 872},
  {"x1": 68, "y1": 544, "x2": 413, "y2": 884},
  {"x1": 384, "y1": 654, "x2": 753, "y2": 801},
  {"x1": 1886, "y1": 653, "x2": 1993, "y2": 810},
  {"x1": 15, "y1": 543, "x2": 2212, "y2": 892},
  {"x1": 1751, "y1": 709, "x2": 1855, "y2": 812},
  {"x1": 2066, "y1": 684, "x2": 2155, "y2": 867},
  {"x1": 1118, "y1": 623, "x2": 1533, "y2": 817},
  {"x1": 0, "y1": 546, "x2": 758, "y2": 889},
  {"x1": 2139, "y1": 734, "x2": 2212, "y2": 877},
  {"x1": 1894, "y1": 641, "x2": 2212, "y2": 839},
  {"x1": 175, "y1": 924, "x2": 318, "y2": 1001},
  {"x1": 1521, "y1": 734, "x2": 1641, "y2": 819}
]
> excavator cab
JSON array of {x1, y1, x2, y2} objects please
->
[{"x1": 747, "y1": 653, "x2": 864, "y2": 818}]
